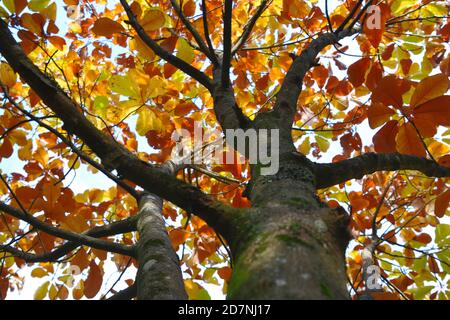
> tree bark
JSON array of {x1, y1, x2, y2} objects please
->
[
  {"x1": 226, "y1": 154, "x2": 351, "y2": 299},
  {"x1": 136, "y1": 193, "x2": 187, "y2": 299}
]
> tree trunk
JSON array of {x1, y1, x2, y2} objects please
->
[
  {"x1": 136, "y1": 193, "x2": 187, "y2": 299},
  {"x1": 227, "y1": 154, "x2": 351, "y2": 299}
]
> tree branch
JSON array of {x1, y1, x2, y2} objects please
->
[
  {"x1": 271, "y1": 27, "x2": 358, "y2": 126},
  {"x1": 135, "y1": 192, "x2": 187, "y2": 299},
  {"x1": 0, "y1": 18, "x2": 238, "y2": 242},
  {"x1": 314, "y1": 153, "x2": 450, "y2": 189},
  {"x1": 335, "y1": 0, "x2": 363, "y2": 33},
  {"x1": 1, "y1": 216, "x2": 137, "y2": 263},
  {"x1": 0, "y1": 201, "x2": 135, "y2": 257},
  {"x1": 169, "y1": 0, "x2": 217, "y2": 64},
  {"x1": 221, "y1": 0, "x2": 233, "y2": 88},
  {"x1": 231, "y1": 0, "x2": 269, "y2": 55},
  {"x1": 201, "y1": 0, "x2": 219, "y2": 66},
  {"x1": 119, "y1": 0, "x2": 213, "y2": 91}
]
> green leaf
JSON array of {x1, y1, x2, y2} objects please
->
[
  {"x1": 184, "y1": 279, "x2": 211, "y2": 300},
  {"x1": 93, "y1": 96, "x2": 109, "y2": 115},
  {"x1": 435, "y1": 224, "x2": 450, "y2": 246},
  {"x1": 2, "y1": 0, "x2": 14, "y2": 12},
  {"x1": 408, "y1": 285, "x2": 434, "y2": 300},
  {"x1": 28, "y1": 0, "x2": 50, "y2": 12},
  {"x1": 424, "y1": 3, "x2": 447, "y2": 16},
  {"x1": 316, "y1": 136, "x2": 330, "y2": 152},
  {"x1": 436, "y1": 251, "x2": 450, "y2": 273},
  {"x1": 391, "y1": 0, "x2": 416, "y2": 14}
]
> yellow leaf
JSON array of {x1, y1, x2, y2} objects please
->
[
  {"x1": 41, "y1": 2, "x2": 57, "y2": 21},
  {"x1": 136, "y1": 107, "x2": 164, "y2": 136},
  {"x1": 316, "y1": 136, "x2": 330, "y2": 152},
  {"x1": 34, "y1": 281, "x2": 50, "y2": 300},
  {"x1": 48, "y1": 284, "x2": 57, "y2": 300},
  {"x1": 0, "y1": 62, "x2": 17, "y2": 87},
  {"x1": 92, "y1": 17, "x2": 125, "y2": 38},
  {"x1": 428, "y1": 140, "x2": 450, "y2": 160},
  {"x1": 130, "y1": 37, "x2": 155, "y2": 60},
  {"x1": 299, "y1": 137, "x2": 311, "y2": 155},
  {"x1": 109, "y1": 74, "x2": 141, "y2": 99},
  {"x1": 146, "y1": 76, "x2": 167, "y2": 98},
  {"x1": 31, "y1": 268, "x2": 48, "y2": 278},
  {"x1": 176, "y1": 38, "x2": 194, "y2": 64},
  {"x1": 140, "y1": 9, "x2": 165, "y2": 32}
]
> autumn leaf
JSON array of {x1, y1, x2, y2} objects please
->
[
  {"x1": 347, "y1": 57, "x2": 370, "y2": 87},
  {"x1": 0, "y1": 62, "x2": 17, "y2": 87},
  {"x1": 84, "y1": 261, "x2": 103, "y2": 298},
  {"x1": 34, "y1": 281, "x2": 50, "y2": 300},
  {"x1": 373, "y1": 120, "x2": 398, "y2": 153},
  {"x1": 217, "y1": 267, "x2": 232, "y2": 282},
  {"x1": 363, "y1": 2, "x2": 390, "y2": 48},
  {"x1": 367, "y1": 102, "x2": 395, "y2": 129},
  {"x1": 435, "y1": 190, "x2": 450, "y2": 218},
  {"x1": 140, "y1": 9, "x2": 165, "y2": 32},
  {"x1": 372, "y1": 75, "x2": 410, "y2": 109},
  {"x1": 410, "y1": 74, "x2": 450, "y2": 107},
  {"x1": 136, "y1": 107, "x2": 164, "y2": 136},
  {"x1": 92, "y1": 17, "x2": 125, "y2": 38},
  {"x1": 395, "y1": 122, "x2": 426, "y2": 157},
  {"x1": 412, "y1": 96, "x2": 450, "y2": 127}
]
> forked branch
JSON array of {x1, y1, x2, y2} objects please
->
[{"x1": 120, "y1": 0, "x2": 213, "y2": 91}]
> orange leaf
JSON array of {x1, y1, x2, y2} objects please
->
[
  {"x1": 217, "y1": 267, "x2": 232, "y2": 282},
  {"x1": 413, "y1": 96, "x2": 450, "y2": 127},
  {"x1": 311, "y1": 65, "x2": 328, "y2": 88},
  {"x1": 84, "y1": 261, "x2": 103, "y2": 298},
  {"x1": 347, "y1": 57, "x2": 370, "y2": 87},
  {"x1": 372, "y1": 75, "x2": 410, "y2": 109},
  {"x1": 367, "y1": 102, "x2": 395, "y2": 129},
  {"x1": 410, "y1": 74, "x2": 450, "y2": 108},
  {"x1": 365, "y1": 62, "x2": 383, "y2": 91},
  {"x1": 373, "y1": 120, "x2": 398, "y2": 153},
  {"x1": 435, "y1": 190, "x2": 450, "y2": 218},
  {"x1": 363, "y1": 3, "x2": 390, "y2": 48},
  {"x1": 0, "y1": 138, "x2": 13, "y2": 159},
  {"x1": 395, "y1": 122, "x2": 426, "y2": 157},
  {"x1": 91, "y1": 17, "x2": 125, "y2": 38},
  {"x1": 182, "y1": 0, "x2": 196, "y2": 17},
  {"x1": 0, "y1": 278, "x2": 9, "y2": 299},
  {"x1": 349, "y1": 192, "x2": 369, "y2": 212},
  {"x1": 71, "y1": 248, "x2": 90, "y2": 271},
  {"x1": 413, "y1": 233, "x2": 432, "y2": 244},
  {"x1": 169, "y1": 228, "x2": 189, "y2": 249},
  {"x1": 14, "y1": 0, "x2": 27, "y2": 14},
  {"x1": 48, "y1": 36, "x2": 66, "y2": 50}
]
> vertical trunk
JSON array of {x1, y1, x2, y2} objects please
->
[
  {"x1": 227, "y1": 155, "x2": 351, "y2": 299},
  {"x1": 136, "y1": 193, "x2": 187, "y2": 299}
]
